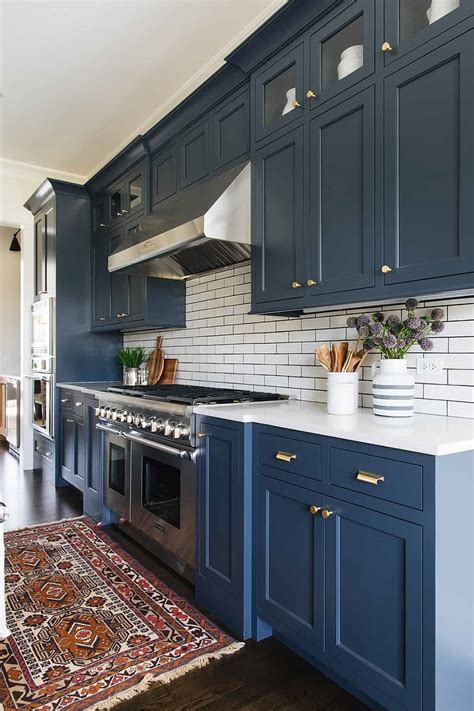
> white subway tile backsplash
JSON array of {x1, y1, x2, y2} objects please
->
[{"x1": 124, "y1": 265, "x2": 474, "y2": 418}]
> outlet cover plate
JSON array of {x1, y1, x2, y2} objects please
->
[{"x1": 416, "y1": 358, "x2": 443, "y2": 374}]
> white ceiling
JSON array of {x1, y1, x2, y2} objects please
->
[{"x1": 0, "y1": 0, "x2": 285, "y2": 179}]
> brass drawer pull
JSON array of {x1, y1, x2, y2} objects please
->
[
  {"x1": 309, "y1": 505, "x2": 321, "y2": 515},
  {"x1": 356, "y1": 470, "x2": 385, "y2": 485},
  {"x1": 275, "y1": 451, "x2": 296, "y2": 463},
  {"x1": 321, "y1": 509, "x2": 333, "y2": 519}
]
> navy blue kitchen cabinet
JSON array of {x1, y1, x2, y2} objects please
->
[
  {"x1": 103, "y1": 159, "x2": 149, "y2": 227},
  {"x1": 91, "y1": 195, "x2": 108, "y2": 239},
  {"x1": 212, "y1": 88, "x2": 250, "y2": 171},
  {"x1": 195, "y1": 417, "x2": 253, "y2": 639},
  {"x1": 59, "y1": 409, "x2": 85, "y2": 492},
  {"x1": 383, "y1": 31, "x2": 474, "y2": 287},
  {"x1": 178, "y1": 118, "x2": 210, "y2": 190},
  {"x1": 83, "y1": 396, "x2": 102, "y2": 521},
  {"x1": 324, "y1": 496, "x2": 422, "y2": 710},
  {"x1": 252, "y1": 126, "x2": 305, "y2": 308},
  {"x1": 151, "y1": 142, "x2": 178, "y2": 207},
  {"x1": 34, "y1": 201, "x2": 55, "y2": 299},
  {"x1": 307, "y1": 86, "x2": 375, "y2": 296},
  {"x1": 256, "y1": 475, "x2": 325, "y2": 649}
]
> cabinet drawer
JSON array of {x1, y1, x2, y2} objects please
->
[
  {"x1": 59, "y1": 390, "x2": 84, "y2": 418},
  {"x1": 329, "y1": 446, "x2": 423, "y2": 510},
  {"x1": 257, "y1": 430, "x2": 322, "y2": 481},
  {"x1": 34, "y1": 434, "x2": 55, "y2": 466}
]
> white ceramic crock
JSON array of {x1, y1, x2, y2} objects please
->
[
  {"x1": 327, "y1": 372, "x2": 359, "y2": 415},
  {"x1": 372, "y1": 359, "x2": 415, "y2": 418},
  {"x1": 282, "y1": 87, "x2": 296, "y2": 115},
  {"x1": 426, "y1": 0, "x2": 460, "y2": 24}
]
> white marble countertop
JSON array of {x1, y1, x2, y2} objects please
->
[
  {"x1": 194, "y1": 400, "x2": 474, "y2": 456},
  {"x1": 56, "y1": 381, "x2": 122, "y2": 395}
]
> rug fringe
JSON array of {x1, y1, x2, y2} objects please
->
[
  {"x1": 91, "y1": 641, "x2": 245, "y2": 710},
  {"x1": 5, "y1": 515, "x2": 86, "y2": 534}
]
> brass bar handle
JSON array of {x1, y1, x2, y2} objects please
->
[
  {"x1": 321, "y1": 509, "x2": 333, "y2": 519},
  {"x1": 356, "y1": 470, "x2": 385, "y2": 486},
  {"x1": 275, "y1": 451, "x2": 296, "y2": 463},
  {"x1": 309, "y1": 505, "x2": 322, "y2": 515}
]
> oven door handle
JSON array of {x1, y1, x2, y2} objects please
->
[
  {"x1": 126, "y1": 431, "x2": 193, "y2": 460},
  {"x1": 95, "y1": 423, "x2": 128, "y2": 438}
]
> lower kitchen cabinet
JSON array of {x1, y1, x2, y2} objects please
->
[
  {"x1": 195, "y1": 417, "x2": 253, "y2": 639},
  {"x1": 83, "y1": 396, "x2": 102, "y2": 521},
  {"x1": 59, "y1": 410, "x2": 85, "y2": 492},
  {"x1": 33, "y1": 432, "x2": 55, "y2": 476}
]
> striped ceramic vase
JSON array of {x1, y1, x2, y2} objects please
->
[{"x1": 372, "y1": 359, "x2": 415, "y2": 417}]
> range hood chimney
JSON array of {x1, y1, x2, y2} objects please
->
[{"x1": 108, "y1": 162, "x2": 251, "y2": 280}]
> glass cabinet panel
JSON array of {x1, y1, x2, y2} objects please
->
[
  {"x1": 264, "y1": 63, "x2": 298, "y2": 126},
  {"x1": 110, "y1": 187, "x2": 123, "y2": 220},
  {"x1": 92, "y1": 199, "x2": 107, "y2": 234},
  {"x1": 399, "y1": 0, "x2": 460, "y2": 42},
  {"x1": 321, "y1": 15, "x2": 364, "y2": 90},
  {"x1": 127, "y1": 171, "x2": 144, "y2": 214}
]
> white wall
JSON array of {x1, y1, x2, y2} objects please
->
[
  {"x1": 0, "y1": 226, "x2": 21, "y2": 375},
  {"x1": 0, "y1": 158, "x2": 84, "y2": 470}
]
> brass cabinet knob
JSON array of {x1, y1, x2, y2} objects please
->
[
  {"x1": 306, "y1": 278, "x2": 317, "y2": 286},
  {"x1": 291, "y1": 281, "x2": 302, "y2": 289},
  {"x1": 321, "y1": 509, "x2": 334, "y2": 519},
  {"x1": 381, "y1": 265, "x2": 393, "y2": 274},
  {"x1": 306, "y1": 89, "x2": 317, "y2": 99},
  {"x1": 292, "y1": 99, "x2": 301, "y2": 108},
  {"x1": 382, "y1": 41, "x2": 393, "y2": 52},
  {"x1": 121, "y1": 209, "x2": 128, "y2": 215},
  {"x1": 99, "y1": 223, "x2": 108, "y2": 228},
  {"x1": 197, "y1": 432, "x2": 206, "y2": 438},
  {"x1": 309, "y1": 505, "x2": 322, "y2": 515}
]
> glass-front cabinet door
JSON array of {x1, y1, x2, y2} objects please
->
[
  {"x1": 92, "y1": 196, "x2": 108, "y2": 237},
  {"x1": 253, "y1": 43, "x2": 305, "y2": 142},
  {"x1": 105, "y1": 178, "x2": 124, "y2": 226},
  {"x1": 382, "y1": 0, "x2": 470, "y2": 65},
  {"x1": 124, "y1": 166, "x2": 146, "y2": 219},
  {"x1": 309, "y1": 0, "x2": 375, "y2": 108}
]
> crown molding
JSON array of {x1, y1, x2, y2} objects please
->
[
  {"x1": 84, "y1": 0, "x2": 286, "y2": 181},
  {"x1": 0, "y1": 157, "x2": 85, "y2": 185}
]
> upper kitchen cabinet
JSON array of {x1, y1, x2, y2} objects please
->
[
  {"x1": 307, "y1": 87, "x2": 375, "y2": 297},
  {"x1": 252, "y1": 126, "x2": 305, "y2": 308},
  {"x1": 212, "y1": 88, "x2": 250, "y2": 171},
  {"x1": 91, "y1": 195, "x2": 108, "y2": 239},
  {"x1": 383, "y1": 32, "x2": 474, "y2": 287},
  {"x1": 178, "y1": 119, "x2": 210, "y2": 189},
  {"x1": 34, "y1": 202, "x2": 55, "y2": 298},
  {"x1": 382, "y1": 0, "x2": 472, "y2": 66},
  {"x1": 253, "y1": 43, "x2": 305, "y2": 143},
  {"x1": 151, "y1": 142, "x2": 177, "y2": 207},
  {"x1": 308, "y1": 0, "x2": 374, "y2": 108},
  {"x1": 104, "y1": 159, "x2": 149, "y2": 226}
]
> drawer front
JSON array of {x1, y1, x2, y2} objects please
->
[
  {"x1": 59, "y1": 390, "x2": 84, "y2": 418},
  {"x1": 257, "y1": 430, "x2": 322, "y2": 481},
  {"x1": 329, "y1": 446, "x2": 423, "y2": 510},
  {"x1": 34, "y1": 434, "x2": 55, "y2": 466}
]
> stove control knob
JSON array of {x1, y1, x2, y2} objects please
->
[
  {"x1": 100, "y1": 407, "x2": 109, "y2": 418},
  {"x1": 120, "y1": 410, "x2": 128, "y2": 423},
  {"x1": 133, "y1": 413, "x2": 144, "y2": 427},
  {"x1": 127, "y1": 412, "x2": 135, "y2": 425},
  {"x1": 112, "y1": 409, "x2": 121, "y2": 421},
  {"x1": 141, "y1": 418, "x2": 151, "y2": 429},
  {"x1": 151, "y1": 418, "x2": 163, "y2": 433},
  {"x1": 94, "y1": 407, "x2": 101, "y2": 416},
  {"x1": 173, "y1": 423, "x2": 190, "y2": 439},
  {"x1": 107, "y1": 409, "x2": 115, "y2": 420},
  {"x1": 164, "y1": 420, "x2": 176, "y2": 437}
]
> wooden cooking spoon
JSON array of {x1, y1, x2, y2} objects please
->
[{"x1": 316, "y1": 346, "x2": 332, "y2": 372}]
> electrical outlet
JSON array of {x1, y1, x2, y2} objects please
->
[{"x1": 416, "y1": 358, "x2": 443, "y2": 374}]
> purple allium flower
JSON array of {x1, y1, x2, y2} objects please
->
[
  {"x1": 431, "y1": 320, "x2": 445, "y2": 334},
  {"x1": 405, "y1": 317, "x2": 422, "y2": 330},
  {"x1": 373, "y1": 311, "x2": 384, "y2": 323},
  {"x1": 357, "y1": 326, "x2": 371, "y2": 338},
  {"x1": 431, "y1": 307, "x2": 445, "y2": 320},
  {"x1": 383, "y1": 334, "x2": 398, "y2": 349},
  {"x1": 397, "y1": 339, "x2": 407, "y2": 350},
  {"x1": 386, "y1": 315, "x2": 400, "y2": 329},
  {"x1": 370, "y1": 323, "x2": 383, "y2": 336},
  {"x1": 346, "y1": 316, "x2": 357, "y2": 328},
  {"x1": 357, "y1": 314, "x2": 370, "y2": 327},
  {"x1": 418, "y1": 337, "x2": 434, "y2": 351},
  {"x1": 405, "y1": 298, "x2": 419, "y2": 310},
  {"x1": 363, "y1": 340, "x2": 375, "y2": 352}
]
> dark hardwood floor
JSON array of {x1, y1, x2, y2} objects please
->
[{"x1": 0, "y1": 445, "x2": 370, "y2": 711}]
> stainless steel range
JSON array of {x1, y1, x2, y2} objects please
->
[{"x1": 95, "y1": 385, "x2": 287, "y2": 582}]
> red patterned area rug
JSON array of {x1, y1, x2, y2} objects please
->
[{"x1": 0, "y1": 517, "x2": 242, "y2": 710}]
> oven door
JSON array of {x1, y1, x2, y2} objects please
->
[
  {"x1": 32, "y1": 374, "x2": 53, "y2": 438},
  {"x1": 99, "y1": 424, "x2": 131, "y2": 521},
  {"x1": 129, "y1": 434, "x2": 195, "y2": 581}
]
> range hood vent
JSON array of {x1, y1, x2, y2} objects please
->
[{"x1": 108, "y1": 162, "x2": 251, "y2": 280}]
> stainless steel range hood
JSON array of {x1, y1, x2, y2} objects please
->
[{"x1": 108, "y1": 162, "x2": 251, "y2": 280}]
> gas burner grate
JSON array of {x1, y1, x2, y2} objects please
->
[{"x1": 107, "y1": 384, "x2": 287, "y2": 405}]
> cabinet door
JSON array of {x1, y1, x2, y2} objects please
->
[
  {"x1": 309, "y1": 0, "x2": 375, "y2": 108},
  {"x1": 123, "y1": 163, "x2": 147, "y2": 220},
  {"x1": 212, "y1": 90, "x2": 250, "y2": 171},
  {"x1": 34, "y1": 211, "x2": 46, "y2": 297},
  {"x1": 179, "y1": 119, "x2": 210, "y2": 189},
  {"x1": 151, "y1": 143, "x2": 177, "y2": 206},
  {"x1": 384, "y1": 33, "x2": 474, "y2": 285},
  {"x1": 253, "y1": 43, "x2": 305, "y2": 143},
  {"x1": 0, "y1": 382, "x2": 6, "y2": 437},
  {"x1": 307, "y1": 87, "x2": 375, "y2": 295},
  {"x1": 83, "y1": 398, "x2": 102, "y2": 521},
  {"x1": 75, "y1": 420, "x2": 85, "y2": 486},
  {"x1": 91, "y1": 196, "x2": 108, "y2": 238},
  {"x1": 257, "y1": 475, "x2": 324, "y2": 649},
  {"x1": 324, "y1": 496, "x2": 422, "y2": 709},
  {"x1": 92, "y1": 238, "x2": 111, "y2": 326},
  {"x1": 383, "y1": 0, "x2": 472, "y2": 66},
  {"x1": 122, "y1": 221, "x2": 145, "y2": 322},
  {"x1": 105, "y1": 178, "x2": 125, "y2": 226},
  {"x1": 109, "y1": 228, "x2": 130, "y2": 321},
  {"x1": 252, "y1": 126, "x2": 305, "y2": 306},
  {"x1": 60, "y1": 413, "x2": 76, "y2": 484}
]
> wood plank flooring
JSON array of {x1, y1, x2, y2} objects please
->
[{"x1": 0, "y1": 446, "x2": 371, "y2": 711}]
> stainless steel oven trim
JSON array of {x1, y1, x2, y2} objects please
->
[
  {"x1": 102, "y1": 426, "x2": 131, "y2": 521},
  {"x1": 126, "y1": 431, "x2": 192, "y2": 459},
  {"x1": 31, "y1": 373, "x2": 54, "y2": 439}
]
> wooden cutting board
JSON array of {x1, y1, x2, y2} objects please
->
[
  {"x1": 158, "y1": 359, "x2": 178, "y2": 385},
  {"x1": 147, "y1": 336, "x2": 164, "y2": 385}
]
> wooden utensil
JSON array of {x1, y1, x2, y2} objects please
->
[
  {"x1": 331, "y1": 344, "x2": 338, "y2": 371},
  {"x1": 316, "y1": 346, "x2": 332, "y2": 372},
  {"x1": 158, "y1": 358, "x2": 178, "y2": 385},
  {"x1": 337, "y1": 341, "x2": 349, "y2": 372}
]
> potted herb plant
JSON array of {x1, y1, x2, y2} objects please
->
[
  {"x1": 118, "y1": 346, "x2": 148, "y2": 386},
  {"x1": 348, "y1": 299, "x2": 445, "y2": 417}
]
